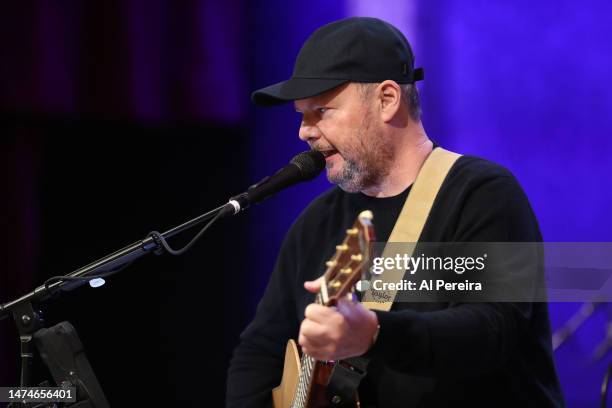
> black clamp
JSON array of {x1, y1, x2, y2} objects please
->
[{"x1": 326, "y1": 356, "x2": 369, "y2": 406}]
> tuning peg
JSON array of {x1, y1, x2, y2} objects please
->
[{"x1": 358, "y1": 210, "x2": 373, "y2": 220}]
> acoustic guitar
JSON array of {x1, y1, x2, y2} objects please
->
[{"x1": 272, "y1": 210, "x2": 376, "y2": 408}]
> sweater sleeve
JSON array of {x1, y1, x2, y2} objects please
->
[
  {"x1": 226, "y1": 221, "x2": 302, "y2": 407},
  {"x1": 366, "y1": 173, "x2": 542, "y2": 378}
]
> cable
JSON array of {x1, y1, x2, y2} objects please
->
[
  {"x1": 43, "y1": 262, "x2": 133, "y2": 292},
  {"x1": 147, "y1": 209, "x2": 224, "y2": 256},
  {"x1": 602, "y1": 361, "x2": 612, "y2": 408},
  {"x1": 41, "y1": 208, "x2": 224, "y2": 294}
]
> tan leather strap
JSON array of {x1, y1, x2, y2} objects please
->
[{"x1": 362, "y1": 147, "x2": 462, "y2": 311}]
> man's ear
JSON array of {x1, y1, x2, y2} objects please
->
[{"x1": 376, "y1": 80, "x2": 402, "y2": 123}]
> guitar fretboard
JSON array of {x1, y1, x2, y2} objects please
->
[{"x1": 291, "y1": 291, "x2": 323, "y2": 408}]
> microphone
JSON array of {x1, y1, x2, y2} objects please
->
[{"x1": 225, "y1": 150, "x2": 325, "y2": 215}]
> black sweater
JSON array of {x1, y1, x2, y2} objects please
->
[{"x1": 226, "y1": 155, "x2": 565, "y2": 407}]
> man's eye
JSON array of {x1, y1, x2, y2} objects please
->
[{"x1": 317, "y1": 107, "x2": 328, "y2": 114}]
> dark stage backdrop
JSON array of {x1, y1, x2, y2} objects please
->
[
  {"x1": 1, "y1": 1, "x2": 252, "y2": 404},
  {"x1": 0, "y1": 119, "x2": 251, "y2": 406}
]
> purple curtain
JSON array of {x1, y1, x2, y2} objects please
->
[{"x1": 0, "y1": 1, "x2": 248, "y2": 123}]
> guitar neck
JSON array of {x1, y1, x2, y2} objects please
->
[{"x1": 287, "y1": 211, "x2": 375, "y2": 408}]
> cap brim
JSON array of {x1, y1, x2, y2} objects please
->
[{"x1": 251, "y1": 77, "x2": 348, "y2": 106}]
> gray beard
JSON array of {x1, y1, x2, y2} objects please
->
[
  {"x1": 329, "y1": 157, "x2": 366, "y2": 193},
  {"x1": 327, "y1": 111, "x2": 392, "y2": 193}
]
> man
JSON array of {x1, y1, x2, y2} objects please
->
[{"x1": 227, "y1": 17, "x2": 564, "y2": 407}]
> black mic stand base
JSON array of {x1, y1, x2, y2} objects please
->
[{"x1": 9, "y1": 304, "x2": 109, "y2": 408}]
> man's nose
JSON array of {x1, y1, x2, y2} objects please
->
[{"x1": 298, "y1": 124, "x2": 320, "y2": 143}]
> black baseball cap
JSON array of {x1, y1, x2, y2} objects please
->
[{"x1": 252, "y1": 17, "x2": 424, "y2": 106}]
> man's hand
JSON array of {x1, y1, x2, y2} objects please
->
[{"x1": 299, "y1": 278, "x2": 379, "y2": 360}]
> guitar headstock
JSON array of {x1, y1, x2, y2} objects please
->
[{"x1": 320, "y1": 210, "x2": 376, "y2": 306}]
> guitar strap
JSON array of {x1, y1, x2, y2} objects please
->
[
  {"x1": 361, "y1": 147, "x2": 462, "y2": 311},
  {"x1": 326, "y1": 147, "x2": 461, "y2": 406}
]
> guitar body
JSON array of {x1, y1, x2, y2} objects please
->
[
  {"x1": 272, "y1": 340, "x2": 300, "y2": 408},
  {"x1": 272, "y1": 340, "x2": 355, "y2": 408}
]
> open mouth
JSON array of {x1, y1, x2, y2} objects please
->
[{"x1": 319, "y1": 149, "x2": 339, "y2": 158}]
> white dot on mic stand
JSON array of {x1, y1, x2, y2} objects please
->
[{"x1": 89, "y1": 278, "x2": 106, "y2": 288}]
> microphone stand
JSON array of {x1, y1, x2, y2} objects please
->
[
  {"x1": 0, "y1": 149, "x2": 324, "y2": 406},
  {"x1": 0, "y1": 201, "x2": 236, "y2": 407}
]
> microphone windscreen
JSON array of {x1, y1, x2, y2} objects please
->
[{"x1": 290, "y1": 150, "x2": 326, "y2": 180}]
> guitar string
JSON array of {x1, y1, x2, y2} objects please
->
[{"x1": 293, "y1": 291, "x2": 322, "y2": 408}]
